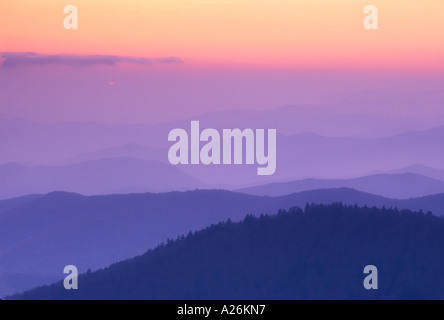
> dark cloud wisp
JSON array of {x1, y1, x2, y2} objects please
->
[{"x1": 0, "y1": 52, "x2": 184, "y2": 69}]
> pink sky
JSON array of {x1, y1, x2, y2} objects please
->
[
  {"x1": 0, "y1": 1, "x2": 443, "y2": 124},
  {"x1": 1, "y1": 0, "x2": 444, "y2": 69}
]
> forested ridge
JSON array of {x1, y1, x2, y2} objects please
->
[{"x1": 11, "y1": 203, "x2": 444, "y2": 300}]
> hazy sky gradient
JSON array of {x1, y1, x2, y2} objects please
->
[
  {"x1": 1, "y1": 0, "x2": 443, "y2": 69},
  {"x1": 0, "y1": 62, "x2": 443, "y2": 124},
  {"x1": 0, "y1": 1, "x2": 443, "y2": 124}
]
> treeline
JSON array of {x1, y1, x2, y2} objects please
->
[{"x1": 11, "y1": 203, "x2": 444, "y2": 300}]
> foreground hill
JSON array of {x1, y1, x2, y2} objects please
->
[
  {"x1": 11, "y1": 204, "x2": 444, "y2": 300},
  {"x1": 1, "y1": 188, "x2": 444, "y2": 297},
  {"x1": 237, "y1": 173, "x2": 444, "y2": 199}
]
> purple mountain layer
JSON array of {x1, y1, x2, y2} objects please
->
[
  {"x1": 237, "y1": 173, "x2": 444, "y2": 199},
  {"x1": 1, "y1": 188, "x2": 443, "y2": 297},
  {"x1": 3, "y1": 115, "x2": 444, "y2": 187},
  {"x1": 0, "y1": 157, "x2": 203, "y2": 199}
]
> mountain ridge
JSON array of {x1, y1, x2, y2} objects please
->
[
  {"x1": 237, "y1": 173, "x2": 444, "y2": 199},
  {"x1": 9, "y1": 203, "x2": 444, "y2": 300},
  {"x1": 0, "y1": 157, "x2": 203, "y2": 199},
  {"x1": 1, "y1": 187, "x2": 443, "y2": 298}
]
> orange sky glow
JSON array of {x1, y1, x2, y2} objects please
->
[{"x1": 0, "y1": 0, "x2": 443, "y2": 70}]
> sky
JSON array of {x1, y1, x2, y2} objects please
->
[
  {"x1": 1, "y1": 0, "x2": 444, "y2": 68},
  {"x1": 0, "y1": 0, "x2": 443, "y2": 124}
]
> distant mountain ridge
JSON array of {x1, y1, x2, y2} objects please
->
[
  {"x1": 3, "y1": 115, "x2": 444, "y2": 186},
  {"x1": 0, "y1": 157, "x2": 203, "y2": 199},
  {"x1": 388, "y1": 164, "x2": 444, "y2": 181},
  {"x1": 54, "y1": 144, "x2": 168, "y2": 165},
  {"x1": 237, "y1": 173, "x2": 444, "y2": 199}
]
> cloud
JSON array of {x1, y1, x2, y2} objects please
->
[{"x1": 0, "y1": 52, "x2": 183, "y2": 69}]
